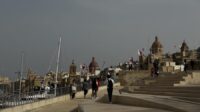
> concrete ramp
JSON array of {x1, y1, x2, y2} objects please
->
[
  {"x1": 77, "y1": 92, "x2": 200, "y2": 112},
  {"x1": 97, "y1": 94, "x2": 186, "y2": 112},
  {"x1": 77, "y1": 102, "x2": 171, "y2": 112}
]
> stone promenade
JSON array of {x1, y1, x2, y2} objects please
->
[{"x1": 26, "y1": 86, "x2": 200, "y2": 112}]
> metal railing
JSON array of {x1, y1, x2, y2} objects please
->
[
  {"x1": 0, "y1": 83, "x2": 86, "y2": 108},
  {"x1": 0, "y1": 77, "x2": 119, "y2": 109},
  {"x1": 0, "y1": 86, "x2": 70, "y2": 109}
]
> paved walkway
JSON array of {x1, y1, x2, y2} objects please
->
[
  {"x1": 26, "y1": 99, "x2": 79, "y2": 112},
  {"x1": 79, "y1": 100, "x2": 171, "y2": 112},
  {"x1": 26, "y1": 87, "x2": 109, "y2": 112},
  {"x1": 79, "y1": 91, "x2": 200, "y2": 112},
  {"x1": 27, "y1": 86, "x2": 200, "y2": 112},
  {"x1": 125, "y1": 93, "x2": 200, "y2": 112}
]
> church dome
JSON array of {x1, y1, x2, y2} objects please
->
[
  {"x1": 89, "y1": 57, "x2": 99, "y2": 68},
  {"x1": 151, "y1": 36, "x2": 163, "y2": 49},
  {"x1": 89, "y1": 57, "x2": 99, "y2": 74}
]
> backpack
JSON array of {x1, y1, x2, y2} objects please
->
[{"x1": 108, "y1": 79, "x2": 113, "y2": 89}]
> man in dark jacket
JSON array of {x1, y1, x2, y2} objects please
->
[
  {"x1": 91, "y1": 77, "x2": 98, "y2": 99},
  {"x1": 106, "y1": 74, "x2": 114, "y2": 103},
  {"x1": 82, "y1": 78, "x2": 89, "y2": 98}
]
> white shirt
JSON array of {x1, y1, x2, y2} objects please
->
[{"x1": 105, "y1": 78, "x2": 115, "y2": 85}]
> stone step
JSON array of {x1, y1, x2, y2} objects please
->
[
  {"x1": 156, "y1": 77, "x2": 184, "y2": 80},
  {"x1": 154, "y1": 80, "x2": 183, "y2": 83},
  {"x1": 155, "y1": 78, "x2": 184, "y2": 81},
  {"x1": 132, "y1": 90, "x2": 200, "y2": 98},
  {"x1": 159, "y1": 73, "x2": 188, "y2": 77},
  {"x1": 157, "y1": 76, "x2": 183, "y2": 78},
  {"x1": 149, "y1": 83, "x2": 175, "y2": 86},
  {"x1": 145, "y1": 78, "x2": 183, "y2": 83},
  {"x1": 149, "y1": 83, "x2": 179, "y2": 86},
  {"x1": 158, "y1": 74, "x2": 185, "y2": 77},
  {"x1": 135, "y1": 88, "x2": 200, "y2": 93},
  {"x1": 151, "y1": 80, "x2": 182, "y2": 84},
  {"x1": 131, "y1": 82, "x2": 178, "y2": 86},
  {"x1": 150, "y1": 82, "x2": 181, "y2": 86},
  {"x1": 176, "y1": 97, "x2": 200, "y2": 103},
  {"x1": 139, "y1": 86, "x2": 200, "y2": 90},
  {"x1": 158, "y1": 74, "x2": 186, "y2": 77},
  {"x1": 152, "y1": 77, "x2": 184, "y2": 81},
  {"x1": 158, "y1": 76, "x2": 185, "y2": 78},
  {"x1": 149, "y1": 79, "x2": 183, "y2": 85}
]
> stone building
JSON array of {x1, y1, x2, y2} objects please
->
[
  {"x1": 135, "y1": 36, "x2": 164, "y2": 70},
  {"x1": 139, "y1": 37, "x2": 200, "y2": 72},
  {"x1": 68, "y1": 60, "x2": 79, "y2": 84},
  {"x1": 0, "y1": 76, "x2": 11, "y2": 84},
  {"x1": 173, "y1": 41, "x2": 197, "y2": 62},
  {"x1": 25, "y1": 69, "x2": 37, "y2": 92},
  {"x1": 0, "y1": 76, "x2": 11, "y2": 94},
  {"x1": 180, "y1": 40, "x2": 189, "y2": 58},
  {"x1": 172, "y1": 40, "x2": 199, "y2": 70},
  {"x1": 69, "y1": 60, "x2": 77, "y2": 75}
]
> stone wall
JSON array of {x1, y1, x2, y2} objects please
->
[
  {"x1": 174, "y1": 72, "x2": 200, "y2": 86},
  {"x1": 118, "y1": 71, "x2": 150, "y2": 86}
]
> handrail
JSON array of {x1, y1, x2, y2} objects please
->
[{"x1": 0, "y1": 79, "x2": 119, "y2": 109}]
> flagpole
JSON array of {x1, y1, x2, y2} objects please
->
[
  {"x1": 19, "y1": 52, "x2": 24, "y2": 98},
  {"x1": 54, "y1": 37, "x2": 61, "y2": 96}
]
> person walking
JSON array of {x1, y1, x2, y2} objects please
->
[
  {"x1": 82, "y1": 78, "x2": 89, "y2": 99},
  {"x1": 70, "y1": 79, "x2": 77, "y2": 99},
  {"x1": 106, "y1": 74, "x2": 114, "y2": 103},
  {"x1": 151, "y1": 67, "x2": 155, "y2": 78},
  {"x1": 153, "y1": 60, "x2": 159, "y2": 77},
  {"x1": 184, "y1": 59, "x2": 187, "y2": 73},
  {"x1": 91, "y1": 77, "x2": 98, "y2": 99}
]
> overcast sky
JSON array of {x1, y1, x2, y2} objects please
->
[{"x1": 0, "y1": 0, "x2": 200, "y2": 79}]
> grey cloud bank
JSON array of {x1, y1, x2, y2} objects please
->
[{"x1": 0, "y1": 0, "x2": 200, "y2": 79}]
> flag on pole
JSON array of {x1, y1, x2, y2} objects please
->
[
  {"x1": 138, "y1": 49, "x2": 141, "y2": 56},
  {"x1": 138, "y1": 49, "x2": 143, "y2": 56}
]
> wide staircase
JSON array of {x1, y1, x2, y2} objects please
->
[{"x1": 129, "y1": 72, "x2": 200, "y2": 100}]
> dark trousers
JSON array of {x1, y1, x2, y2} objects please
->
[
  {"x1": 107, "y1": 88, "x2": 113, "y2": 102},
  {"x1": 92, "y1": 88, "x2": 98, "y2": 98},
  {"x1": 71, "y1": 93, "x2": 75, "y2": 99},
  {"x1": 184, "y1": 65, "x2": 187, "y2": 73},
  {"x1": 84, "y1": 89, "x2": 88, "y2": 98}
]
